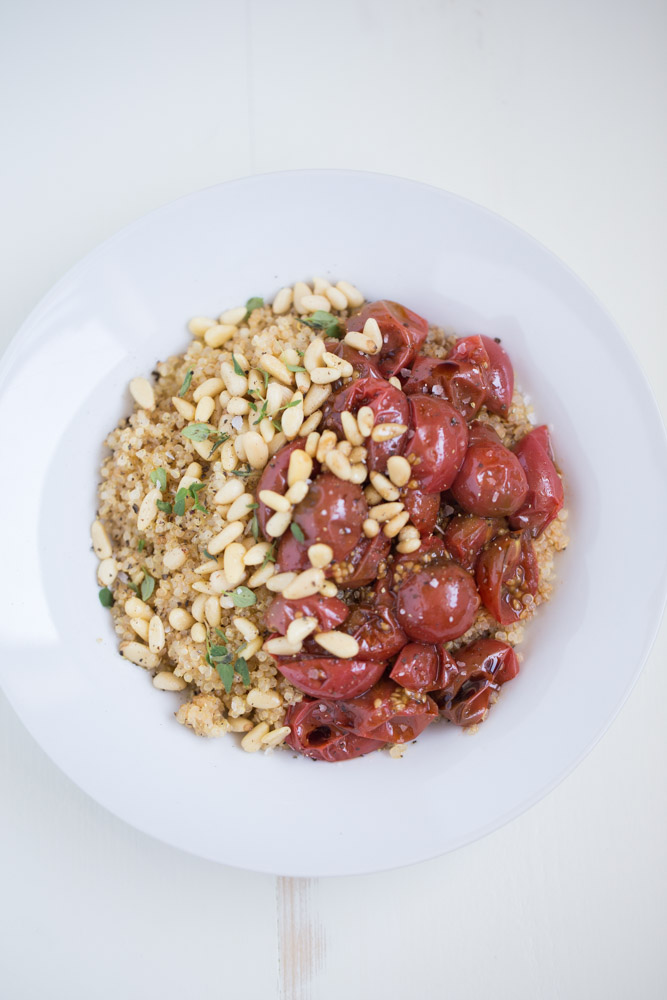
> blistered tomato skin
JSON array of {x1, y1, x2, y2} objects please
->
[
  {"x1": 264, "y1": 595, "x2": 349, "y2": 634},
  {"x1": 476, "y1": 532, "x2": 539, "y2": 625},
  {"x1": 273, "y1": 649, "x2": 387, "y2": 700},
  {"x1": 396, "y1": 560, "x2": 480, "y2": 642},
  {"x1": 330, "y1": 531, "x2": 392, "y2": 589},
  {"x1": 433, "y1": 639, "x2": 519, "y2": 726},
  {"x1": 389, "y1": 643, "x2": 459, "y2": 693},
  {"x1": 478, "y1": 335, "x2": 514, "y2": 415},
  {"x1": 346, "y1": 300, "x2": 429, "y2": 378},
  {"x1": 509, "y1": 425, "x2": 564, "y2": 536},
  {"x1": 443, "y1": 513, "x2": 504, "y2": 573},
  {"x1": 256, "y1": 438, "x2": 309, "y2": 537},
  {"x1": 343, "y1": 605, "x2": 407, "y2": 661},
  {"x1": 401, "y1": 488, "x2": 440, "y2": 534},
  {"x1": 285, "y1": 701, "x2": 385, "y2": 761},
  {"x1": 405, "y1": 396, "x2": 469, "y2": 493},
  {"x1": 323, "y1": 376, "x2": 409, "y2": 473},
  {"x1": 334, "y1": 678, "x2": 439, "y2": 744},
  {"x1": 450, "y1": 422, "x2": 528, "y2": 517},
  {"x1": 292, "y1": 472, "x2": 367, "y2": 560}
]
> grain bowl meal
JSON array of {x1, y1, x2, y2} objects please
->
[{"x1": 92, "y1": 279, "x2": 568, "y2": 761}]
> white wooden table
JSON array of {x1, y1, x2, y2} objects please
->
[{"x1": 2, "y1": 2, "x2": 666, "y2": 996}]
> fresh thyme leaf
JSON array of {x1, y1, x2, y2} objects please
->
[
  {"x1": 182, "y1": 422, "x2": 212, "y2": 442},
  {"x1": 248, "y1": 399, "x2": 258, "y2": 413},
  {"x1": 156, "y1": 500, "x2": 172, "y2": 514},
  {"x1": 214, "y1": 627, "x2": 227, "y2": 642},
  {"x1": 174, "y1": 487, "x2": 188, "y2": 516},
  {"x1": 127, "y1": 581, "x2": 140, "y2": 596},
  {"x1": 231, "y1": 466, "x2": 252, "y2": 478},
  {"x1": 224, "y1": 586, "x2": 257, "y2": 608},
  {"x1": 262, "y1": 369, "x2": 270, "y2": 390},
  {"x1": 260, "y1": 542, "x2": 277, "y2": 569},
  {"x1": 209, "y1": 432, "x2": 229, "y2": 455},
  {"x1": 98, "y1": 587, "x2": 113, "y2": 607},
  {"x1": 300, "y1": 311, "x2": 344, "y2": 338},
  {"x1": 244, "y1": 296, "x2": 264, "y2": 321},
  {"x1": 290, "y1": 522, "x2": 305, "y2": 543},
  {"x1": 247, "y1": 502, "x2": 259, "y2": 510},
  {"x1": 140, "y1": 570, "x2": 155, "y2": 601},
  {"x1": 235, "y1": 657, "x2": 251, "y2": 687},
  {"x1": 137, "y1": 538, "x2": 145, "y2": 552},
  {"x1": 203, "y1": 548, "x2": 217, "y2": 561},
  {"x1": 251, "y1": 512, "x2": 259, "y2": 541},
  {"x1": 271, "y1": 418, "x2": 282, "y2": 431},
  {"x1": 150, "y1": 468, "x2": 167, "y2": 492},
  {"x1": 178, "y1": 369, "x2": 193, "y2": 397},
  {"x1": 215, "y1": 658, "x2": 235, "y2": 693},
  {"x1": 252, "y1": 399, "x2": 268, "y2": 425},
  {"x1": 281, "y1": 398, "x2": 301, "y2": 410},
  {"x1": 232, "y1": 354, "x2": 245, "y2": 376},
  {"x1": 286, "y1": 364, "x2": 306, "y2": 373}
]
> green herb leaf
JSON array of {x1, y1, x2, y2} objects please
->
[
  {"x1": 250, "y1": 512, "x2": 259, "y2": 541},
  {"x1": 290, "y1": 522, "x2": 305, "y2": 543},
  {"x1": 281, "y1": 398, "x2": 301, "y2": 410},
  {"x1": 244, "y1": 296, "x2": 264, "y2": 320},
  {"x1": 137, "y1": 538, "x2": 145, "y2": 552},
  {"x1": 300, "y1": 311, "x2": 344, "y2": 338},
  {"x1": 262, "y1": 368, "x2": 270, "y2": 390},
  {"x1": 127, "y1": 581, "x2": 140, "y2": 596},
  {"x1": 231, "y1": 466, "x2": 252, "y2": 478},
  {"x1": 149, "y1": 468, "x2": 167, "y2": 492},
  {"x1": 209, "y1": 432, "x2": 229, "y2": 455},
  {"x1": 225, "y1": 586, "x2": 257, "y2": 608},
  {"x1": 286, "y1": 363, "x2": 306, "y2": 373},
  {"x1": 260, "y1": 542, "x2": 277, "y2": 569},
  {"x1": 174, "y1": 488, "x2": 188, "y2": 517},
  {"x1": 203, "y1": 548, "x2": 217, "y2": 561},
  {"x1": 209, "y1": 644, "x2": 228, "y2": 659},
  {"x1": 140, "y1": 571, "x2": 155, "y2": 602},
  {"x1": 248, "y1": 399, "x2": 258, "y2": 413},
  {"x1": 215, "y1": 627, "x2": 227, "y2": 642},
  {"x1": 182, "y1": 423, "x2": 212, "y2": 442},
  {"x1": 178, "y1": 369, "x2": 194, "y2": 397},
  {"x1": 156, "y1": 500, "x2": 172, "y2": 514},
  {"x1": 252, "y1": 399, "x2": 268, "y2": 426},
  {"x1": 232, "y1": 354, "x2": 245, "y2": 376},
  {"x1": 188, "y1": 482, "x2": 206, "y2": 513},
  {"x1": 271, "y1": 418, "x2": 282, "y2": 432},
  {"x1": 98, "y1": 587, "x2": 114, "y2": 607},
  {"x1": 215, "y1": 658, "x2": 235, "y2": 693},
  {"x1": 235, "y1": 657, "x2": 251, "y2": 687}
]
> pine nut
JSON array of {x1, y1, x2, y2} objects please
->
[
  {"x1": 336, "y1": 281, "x2": 364, "y2": 308},
  {"x1": 341, "y1": 411, "x2": 363, "y2": 446},
  {"x1": 268, "y1": 432, "x2": 288, "y2": 457},
  {"x1": 325, "y1": 449, "x2": 352, "y2": 481},
  {"x1": 169, "y1": 608, "x2": 194, "y2": 630},
  {"x1": 272, "y1": 287, "x2": 293, "y2": 315},
  {"x1": 299, "y1": 293, "x2": 330, "y2": 313},
  {"x1": 207, "y1": 521, "x2": 244, "y2": 555},
  {"x1": 325, "y1": 285, "x2": 348, "y2": 310},
  {"x1": 305, "y1": 432, "x2": 320, "y2": 457},
  {"x1": 313, "y1": 276, "x2": 330, "y2": 294},
  {"x1": 295, "y1": 371, "x2": 311, "y2": 393},
  {"x1": 119, "y1": 641, "x2": 161, "y2": 669},
  {"x1": 194, "y1": 395, "x2": 215, "y2": 422},
  {"x1": 241, "y1": 722, "x2": 271, "y2": 752},
  {"x1": 163, "y1": 547, "x2": 187, "y2": 571},
  {"x1": 364, "y1": 485, "x2": 383, "y2": 505},
  {"x1": 226, "y1": 492, "x2": 256, "y2": 521},
  {"x1": 220, "y1": 362, "x2": 248, "y2": 398},
  {"x1": 371, "y1": 422, "x2": 407, "y2": 442},
  {"x1": 370, "y1": 501, "x2": 404, "y2": 522},
  {"x1": 387, "y1": 455, "x2": 411, "y2": 487},
  {"x1": 349, "y1": 446, "x2": 367, "y2": 463},
  {"x1": 224, "y1": 543, "x2": 247, "y2": 588},
  {"x1": 220, "y1": 439, "x2": 238, "y2": 471},
  {"x1": 319, "y1": 580, "x2": 339, "y2": 598},
  {"x1": 303, "y1": 383, "x2": 331, "y2": 416},
  {"x1": 263, "y1": 637, "x2": 302, "y2": 656},
  {"x1": 285, "y1": 481, "x2": 309, "y2": 504},
  {"x1": 192, "y1": 581, "x2": 217, "y2": 595},
  {"x1": 316, "y1": 429, "x2": 338, "y2": 463},
  {"x1": 191, "y1": 594, "x2": 208, "y2": 622},
  {"x1": 243, "y1": 431, "x2": 269, "y2": 470},
  {"x1": 186, "y1": 462, "x2": 202, "y2": 478},
  {"x1": 259, "y1": 417, "x2": 276, "y2": 443},
  {"x1": 344, "y1": 331, "x2": 378, "y2": 354},
  {"x1": 349, "y1": 463, "x2": 368, "y2": 484},
  {"x1": 204, "y1": 595, "x2": 222, "y2": 628},
  {"x1": 286, "y1": 616, "x2": 318, "y2": 644},
  {"x1": 388, "y1": 377, "x2": 402, "y2": 389},
  {"x1": 369, "y1": 470, "x2": 401, "y2": 501},
  {"x1": 300, "y1": 411, "x2": 322, "y2": 435},
  {"x1": 357, "y1": 406, "x2": 375, "y2": 437},
  {"x1": 308, "y1": 543, "x2": 333, "y2": 568},
  {"x1": 205, "y1": 323, "x2": 237, "y2": 348},
  {"x1": 244, "y1": 636, "x2": 264, "y2": 659},
  {"x1": 267, "y1": 381, "x2": 292, "y2": 415},
  {"x1": 248, "y1": 369, "x2": 266, "y2": 396},
  {"x1": 214, "y1": 479, "x2": 245, "y2": 505},
  {"x1": 220, "y1": 306, "x2": 246, "y2": 326},
  {"x1": 209, "y1": 570, "x2": 230, "y2": 594},
  {"x1": 172, "y1": 396, "x2": 195, "y2": 419},
  {"x1": 153, "y1": 671, "x2": 188, "y2": 692},
  {"x1": 266, "y1": 570, "x2": 297, "y2": 593},
  {"x1": 188, "y1": 316, "x2": 216, "y2": 337},
  {"x1": 309, "y1": 366, "x2": 340, "y2": 385},
  {"x1": 233, "y1": 433, "x2": 248, "y2": 463},
  {"x1": 227, "y1": 396, "x2": 250, "y2": 416},
  {"x1": 314, "y1": 631, "x2": 359, "y2": 658},
  {"x1": 336, "y1": 439, "x2": 352, "y2": 456},
  {"x1": 247, "y1": 562, "x2": 277, "y2": 588},
  {"x1": 362, "y1": 518, "x2": 381, "y2": 538},
  {"x1": 293, "y1": 281, "x2": 313, "y2": 314},
  {"x1": 282, "y1": 393, "x2": 304, "y2": 439},
  {"x1": 282, "y1": 567, "x2": 325, "y2": 600},
  {"x1": 243, "y1": 541, "x2": 272, "y2": 566},
  {"x1": 130, "y1": 617, "x2": 150, "y2": 641},
  {"x1": 247, "y1": 688, "x2": 282, "y2": 709},
  {"x1": 396, "y1": 538, "x2": 422, "y2": 554},
  {"x1": 193, "y1": 377, "x2": 224, "y2": 402},
  {"x1": 193, "y1": 438, "x2": 217, "y2": 462},
  {"x1": 363, "y1": 317, "x2": 383, "y2": 350},
  {"x1": 287, "y1": 449, "x2": 312, "y2": 487},
  {"x1": 260, "y1": 354, "x2": 293, "y2": 386},
  {"x1": 97, "y1": 557, "x2": 117, "y2": 587},
  {"x1": 399, "y1": 524, "x2": 420, "y2": 540},
  {"x1": 148, "y1": 615, "x2": 166, "y2": 653},
  {"x1": 125, "y1": 595, "x2": 152, "y2": 620},
  {"x1": 91, "y1": 519, "x2": 112, "y2": 560},
  {"x1": 384, "y1": 511, "x2": 411, "y2": 538},
  {"x1": 262, "y1": 726, "x2": 291, "y2": 749},
  {"x1": 259, "y1": 489, "x2": 291, "y2": 513},
  {"x1": 304, "y1": 337, "x2": 326, "y2": 372},
  {"x1": 191, "y1": 622, "x2": 207, "y2": 643},
  {"x1": 228, "y1": 718, "x2": 254, "y2": 733},
  {"x1": 265, "y1": 510, "x2": 292, "y2": 537},
  {"x1": 323, "y1": 352, "x2": 354, "y2": 377},
  {"x1": 129, "y1": 376, "x2": 155, "y2": 410},
  {"x1": 234, "y1": 617, "x2": 259, "y2": 642}
]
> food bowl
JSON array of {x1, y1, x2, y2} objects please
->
[{"x1": 1, "y1": 170, "x2": 665, "y2": 876}]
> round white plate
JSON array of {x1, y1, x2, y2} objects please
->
[{"x1": 1, "y1": 171, "x2": 666, "y2": 877}]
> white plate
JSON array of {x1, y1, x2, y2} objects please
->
[{"x1": 1, "y1": 171, "x2": 666, "y2": 877}]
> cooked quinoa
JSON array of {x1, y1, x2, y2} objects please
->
[{"x1": 92, "y1": 279, "x2": 568, "y2": 753}]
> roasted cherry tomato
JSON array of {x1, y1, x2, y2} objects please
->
[
  {"x1": 324, "y1": 375, "x2": 409, "y2": 473},
  {"x1": 334, "y1": 678, "x2": 439, "y2": 744},
  {"x1": 379, "y1": 535, "x2": 449, "y2": 603},
  {"x1": 450, "y1": 421, "x2": 528, "y2": 517},
  {"x1": 478, "y1": 335, "x2": 514, "y2": 415},
  {"x1": 330, "y1": 531, "x2": 392, "y2": 589},
  {"x1": 396, "y1": 560, "x2": 480, "y2": 642},
  {"x1": 443, "y1": 513, "x2": 504, "y2": 572},
  {"x1": 264, "y1": 594, "x2": 349, "y2": 634},
  {"x1": 285, "y1": 700, "x2": 385, "y2": 762},
  {"x1": 274, "y1": 651, "x2": 386, "y2": 700},
  {"x1": 509, "y1": 425, "x2": 564, "y2": 536},
  {"x1": 433, "y1": 639, "x2": 519, "y2": 726},
  {"x1": 292, "y1": 471, "x2": 367, "y2": 560},
  {"x1": 346, "y1": 300, "x2": 429, "y2": 378},
  {"x1": 389, "y1": 643, "x2": 458, "y2": 693},
  {"x1": 442, "y1": 335, "x2": 491, "y2": 417},
  {"x1": 476, "y1": 531, "x2": 539, "y2": 625},
  {"x1": 256, "y1": 438, "x2": 310, "y2": 537},
  {"x1": 404, "y1": 396, "x2": 468, "y2": 492},
  {"x1": 400, "y1": 355, "x2": 452, "y2": 396},
  {"x1": 276, "y1": 528, "x2": 310, "y2": 572},
  {"x1": 326, "y1": 339, "x2": 383, "y2": 383},
  {"x1": 401, "y1": 488, "x2": 440, "y2": 534},
  {"x1": 343, "y1": 605, "x2": 407, "y2": 661}
]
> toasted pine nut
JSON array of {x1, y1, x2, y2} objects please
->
[
  {"x1": 247, "y1": 688, "x2": 282, "y2": 710},
  {"x1": 247, "y1": 562, "x2": 276, "y2": 588},
  {"x1": 369, "y1": 470, "x2": 401, "y2": 501},
  {"x1": 188, "y1": 316, "x2": 216, "y2": 337},
  {"x1": 226, "y1": 492, "x2": 257, "y2": 521},
  {"x1": 119, "y1": 641, "x2": 161, "y2": 669},
  {"x1": 371, "y1": 422, "x2": 407, "y2": 442},
  {"x1": 398, "y1": 524, "x2": 420, "y2": 540},
  {"x1": 300, "y1": 293, "x2": 331, "y2": 312},
  {"x1": 316, "y1": 429, "x2": 338, "y2": 463},
  {"x1": 325, "y1": 285, "x2": 348, "y2": 310},
  {"x1": 220, "y1": 362, "x2": 248, "y2": 398},
  {"x1": 259, "y1": 489, "x2": 291, "y2": 513},
  {"x1": 272, "y1": 286, "x2": 293, "y2": 315},
  {"x1": 282, "y1": 393, "x2": 304, "y2": 439},
  {"x1": 293, "y1": 281, "x2": 313, "y2": 314},
  {"x1": 259, "y1": 417, "x2": 276, "y2": 443},
  {"x1": 220, "y1": 438, "x2": 238, "y2": 471},
  {"x1": 202, "y1": 595, "x2": 219, "y2": 628},
  {"x1": 193, "y1": 438, "x2": 217, "y2": 462},
  {"x1": 282, "y1": 567, "x2": 325, "y2": 600},
  {"x1": 263, "y1": 636, "x2": 302, "y2": 656},
  {"x1": 248, "y1": 369, "x2": 266, "y2": 396},
  {"x1": 91, "y1": 519, "x2": 112, "y2": 560},
  {"x1": 309, "y1": 366, "x2": 340, "y2": 385},
  {"x1": 314, "y1": 631, "x2": 359, "y2": 658},
  {"x1": 208, "y1": 520, "x2": 244, "y2": 555},
  {"x1": 191, "y1": 622, "x2": 207, "y2": 643},
  {"x1": 268, "y1": 432, "x2": 288, "y2": 456},
  {"x1": 243, "y1": 431, "x2": 269, "y2": 470},
  {"x1": 305, "y1": 432, "x2": 320, "y2": 457},
  {"x1": 349, "y1": 446, "x2": 368, "y2": 463},
  {"x1": 267, "y1": 380, "x2": 292, "y2": 415},
  {"x1": 287, "y1": 449, "x2": 312, "y2": 487},
  {"x1": 223, "y1": 543, "x2": 247, "y2": 588},
  {"x1": 209, "y1": 570, "x2": 230, "y2": 594},
  {"x1": 325, "y1": 449, "x2": 352, "y2": 481},
  {"x1": 97, "y1": 557, "x2": 117, "y2": 587},
  {"x1": 192, "y1": 581, "x2": 216, "y2": 595},
  {"x1": 193, "y1": 377, "x2": 224, "y2": 402},
  {"x1": 227, "y1": 396, "x2": 250, "y2": 416},
  {"x1": 260, "y1": 354, "x2": 293, "y2": 386},
  {"x1": 295, "y1": 371, "x2": 311, "y2": 394},
  {"x1": 153, "y1": 671, "x2": 188, "y2": 691},
  {"x1": 362, "y1": 518, "x2": 381, "y2": 538},
  {"x1": 363, "y1": 317, "x2": 383, "y2": 350},
  {"x1": 241, "y1": 722, "x2": 271, "y2": 753},
  {"x1": 233, "y1": 433, "x2": 248, "y2": 463},
  {"x1": 286, "y1": 616, "x2": 318, "y2": 644},
  {"x1": 243, "y1": 541, "x2": 272, "y2": 566},
  {"x1": 169, "y1": 608, "x2": 194, "y2": 630},
  {"x1": 396, "y1": 538, "x2": 422, "y2": 554},
  {"x1": 186, "y1": 462, "x2": 202, "y2": 478},
  {"x1": 349, "y1": 463, "x2": 368, "y2": 484},
  {"x1": 356, "y1": 406, "x2": 375, "y2": 437},
  {"x1": 323, "y1": 352, "x2": 354, "y2": 378},
  {"x1": 228, "y1": 717, "x2": 253, "y2": 733},
  {"x1": 300, "y1": 411, "x2": 322, "y2": 435},
  {"x1": 205, "y1": 323, "x2": 237, "y2": 348},
  {"x1": 124, "y1": 595, "x2": 152, "y2": 620},
  {"x1": 369, "y1": 501, "x2": 404, "y2": 522},
  {"x1": 312, "y1": 276, "x2": 330, "y2": 294},
  {"x1": 265, "y1": 510, "x2": 292, "y2": 537},
  {"x1": 303, "y1": 337, "x2": 326, "y2": 372},
  {"x1": 262, "y1": 726, "x2": 291, "y2": 749},
  {"x1": 148, "y1": 615, "x2": 166, "y2": 653},
  {"x1": 214, "y1": 478, "x2": 245, "y2": 505},
  {"x1": 285, "y1": 481, "x2": 309, "y2": 504},
  {"x1": 336, "y1": 281, "x2": 364, "y2": 308},
  {"x1": 129, "y1": 376, "x2": 155, "y2": 410},
  {"x1": 341, "y1": 411, "x2": 364, "y2": 446},
  {"x1": 387, "y1": 455, "x2": 412, "y2": 487},
  {"x1": 172, "y1": 396, "x2": 196, "y2": 419},
  {"x1": 308, "y1": 543, "x2": 333, "y2": 569},
  {"x1": 384, "y1": 511, "x2": 411, "y2": 538},
  {"x1": 303, "y1": 382, "x2": 331, "y2": 415},
  {"x1": 344, "y1": 331, "x2": 378, "y2": 354},
  {"x1": 234, "y1": 617, "x2": 259, "y2": 642},
  {"x1": 319, "y1": 580, "x2": 339, "y2": 597},
  {"x1": 193, "y1": 396, "x2": 214, "y2": 423},
  {"x1": 364, "y1": 485, "x2": 383, "y2": 505},
  {"x1": 388, "y1": 377, "x2": 402, "y2": 390},
  {"x1": 191, "y1": 594, "x2": 208, "y2": 622},
  {"x1": 244, "y1": 636, "x2": 264, "y2": 659},
  {"x1": 163, "y1": 547, "x2": 187, "y2": 571},
  {"x1": 336, "y1": 439, "x2": 352, "y2": 456},
  {"x1": 130, "y1": 617, "x2": 149, "y2": 641}
]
